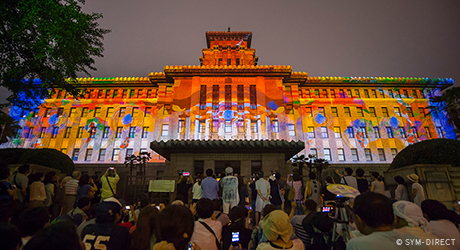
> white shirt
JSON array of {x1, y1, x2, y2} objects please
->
[
  {"x1": 429, "y1": 220, "x2": 460, "y2": 250},
  {"x1": 341, "y1": 176, "x2": 358, "y2": 190},
  {"x1": 395, "y1": 184, "x2": 409, "y2": 201},
  {"x1": 256, "y1": 239, "x2": 304, "y2": 250},
  {"x1": 65, "y1": 179, "x2": 79, "y2": 195},
  {"x1": 30, "y1": 181, "x2": 46, "y2": 201},
  {"x1": 191, "y1": 218, "x2": 222, "y2": 250},
  {"x1": 347, "y1": 230, "x2": 430, "y2": 250},
  {"x1": 256, "y1": 178, "x2": 270, "y2": 199},
  {"x1": 412, "y1": 183, "x2": 425, "y2": 207},
  {"x1": 192, "y1": 183, "x2": 203, "y2": 200}
]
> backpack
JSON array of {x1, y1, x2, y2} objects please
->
[{"x1": 285, "y1": 183, "x2": 295, "y2": 201}]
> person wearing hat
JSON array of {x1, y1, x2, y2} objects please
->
[
  {"x1": 81, "y1": 198, "x2": 131, "y2": 250},
  {"x1": 220, "y1": 167, "x2": 239, "y2": 214},
  {"x1": 407, "y1": 174, "x2": 425, "y2": 207},
  {"x1": 256, "y1": 210, "x2": 304, "y2": 249}
]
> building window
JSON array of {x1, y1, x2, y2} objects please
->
[
  {"x1": 250, "y1": 85, "x2": 257, "y2": 110},
  {"x1": 371, "y1": 89, "x2": 377, "y2": 98},
  {"x1": 132, "y1": 107, "x2": 139, "y2": 117},
  {"x1": 334, "y1": 127, "x2": 341, "y2": 138},
  {"x1": 305, "y1": 107, "x2": 312, "y2": 117},
  {"x1": 321, "y1": 127, "x2": 328, "y2": 138},
  {"x1": 382, "y1": 107, "x2": 389, "y2": 117},
  {"x1": 310, "y1": 148, "x2": 317, "y2": 158},
  {"x1": 319, "y1": 107, "x2": 325, "y2": 116},
  {"x1": 337, "y1": 148, "x2": 345, "y2": 161},
  {"x1": 374, "y1": 126, "x2": 380, "y2": 138},
  {"x1": 394, "y1": 107, "x2": 401, "y2": 116},
  {"x1": 354, "y1": 89, "x2": 360, "y2": 98},
  {"x1": 81, "y1": 107, "x2": 88, "y2": 117},
  {"x1": 112, "y1": 149, "x2": 120, "y2": 161},
  {"x1": 436, "y1": 127, "x2": 444, "y2": 138},
  {"x1": 369, "y1": 107, "x2": 376, "y2": 117},
  {"x1": 407, "y1": 107, "x2": 414, "y2": 117},
  {"x1": 199, "y1": 121, "x2": 205, "y2": 133},
  {"x1": 212, "y1": 85, "x2": 219, "y2": 109},
  {"x1": 307, "y1": 126, "x2": 315, "y2": 138},
  {"x1": 98, "y1": 149, "x2": 106, "y2": 161},
  {"x1": 237, "y1": 85, "x2": 244, "y2": 109},
  {"x1": 105, "y1": 89, "x2": 110, "y2": 98},
  {"x1": 44, "y1": 108, "x2": 51, "y2": 117},
  {"x1": 364, "y1": 148, "x2": 372, "y2": 161},
  {"x1": 200, "y1": 85, "x2": 206, "y2": 110},
  {"x1": 378, "y1": 88, "x2": 385, "y2": 98},
  {"x1": 52, "y1": 126, "x2": 59, "y2": 138},
  {"x1": 226, "y1": 123, "x2": 232, "y2": 133},
  {"x1": 391, "y1": 148, "x2": 398, "y2": 159},
  {"x1": 339, "y1": 89, "x2": 345, "y2": 98},
  {"x1": 178, "y1": 120, "x2": 185, "y2": 134},
  {"x1": 403, "y1": 90, "x2": 408, "y2": 98},
  {"x1": 412, "y1": 89, "x2": 418, "y2": 98},
  {"x1": 386, "y1": 127, "x2": 394, "y2": 138},
  {"x1": 129, "y1": 126, "x2": 136, "y2": 138},
  {"x1": 39, "y1": 127, "x2": 46, "y2": 138},
  {"x1": 346, "y1": 89, "x2": 352, "y2": 98},
  {"x1": 119, "y1": 107, "x2": 126, "y2": 117},
  {"x1": 272, "y1": 119, "x2": 279, "y2": 133},
  {"x1": 129, "y1": 89, "x2": 135, "y2": 98},
  {"x1": 331, "y1": 107, "x2": 338, "y2": 117},
  {"x1": 77, "y1": 127, "x2": 84, "y2": 138},
  {"x1": 388, "y1": 89, "x2": 394, "y2": 98},
  {"x1": 322, "y1": 89, "x2": 328, "y2": 98},
  {"x1": 236, "y1": 58, "x2": 240, "y2": 66},
  {"x1": 399, "y1": 127, "x2": 406, "y2": 138},
  {"x1": 378, "y1": 148, "x2": 386, "y2": 161},
  {"x1": 425, "y1": 126, "x2": 431, "y2": 138},
  {"x1": 411, "y1": 126, "x2": 418, "y2": 137},
  {"x1": 116, "y1": 127, "x2": 123, "y2": 138},
  {"x1": 57, "y1": 108, "x2": 64, "y2": 117},
  {"x1": 346, "y1": 126, "x2": 354, "y2": 138},
  {"x1": 304, "y1": 89, "x2": 311, "y2": 98},
  {"x1": 161, "y1": 124, "x2": 169, "y2": 137},
  {"x1": 288, "y1": 124, "x2": 295, "y2": 137},
  {"x1": 142, "y1": 127, "x2": 149, "y2": 138},
  {"x1": 112, "y1": 89, "x2": 118, "y2": 98},
  {"x1": 89, "y1": 127, "x2": 96, "y2": 138},
  {"x1": 419, "y1": 107, "x2": 426, "y2": 117},
  {"x1": 227, "y1": 58, "x2": 231, "y2": 65},
  {"x1": 324, "y1": 148, "x2": 332, "y2": 161},
  {"x1": 359, "y1": 126, "x2": 367, "y2": 138},
  {"x1": 146, "y1": 89, "x2": 153, "y2": 98},
  {"x1": 97, "y1": 89, "x2": 103, "y2": 98},
  {"x1": 106, "y1": 107, "x2": 114, "y2": 117},
  {"x1": 126, "y1": 148, "x2": 133, "y2": 157},
  {"x1": 364, "y1": 89, "x2": 370, "y2": 98},
  {"x1": 344, "y1": 107, "x2": 351, "y2": 117},
  {"x1": 351, "y1": 149, "x2": 359, "y2": 161},
  {"x1": 357, "y1": 107, "x2": 364, "y2": 117},
  {"x1": 64, "y1": 127, "x2": 71, "y2": 138},
  {"x1": 72, "y1": 148, "x2": 80, "y2": 161},
  {"x1": 314, "y1": 89, "x2": 320, "y2": 97},
  {"x1": 103, "y1": 127, "x2": 110, "y2": 138},
  {"x1": 144, "y1": 107, "x2": 151, "y2": 117},
  {"x1": 330, "y1": 89, "x2": 336, "y2": 98},
  {"x1": 225, "y1": 85, "x2": 231, "y2": 108},
  {"x1": 122, "y1": 89, "x2": 127, "y2": 98},
  {"x1": 94, "y1": 107, "x2": 101, "y2": 117},
  {"x1": 395, "y1": 90, "x2": 401, "y2": 98},
  {"x1": 85, "y1": 149, "x2": 93, "y2": 161}
]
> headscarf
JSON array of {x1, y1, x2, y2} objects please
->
[
  {"x1": 393, "y1": 200, "x2": 431, "y2": 233},
  {"x1": 262, "y1": 210, "x2": 293, "y2": 243}
]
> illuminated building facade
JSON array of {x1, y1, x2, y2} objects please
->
[{"x1": 5, "y1": 31, "x2": 455, "y2": 177}]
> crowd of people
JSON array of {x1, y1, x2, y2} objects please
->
[{"x1": 1, "y1": 163, "x2": 460, "y2": 250}]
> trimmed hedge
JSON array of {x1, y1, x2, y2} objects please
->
[
  {"x1": 390, "y1": 139, "x2": 460, "y2": 169},
  {"x1": 0, "y1": 148, "x2": 75, "y2": 175}
]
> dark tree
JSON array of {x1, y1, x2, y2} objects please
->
[{"x1": 0, "y1": 0, "x2": 110, "y2": 109}]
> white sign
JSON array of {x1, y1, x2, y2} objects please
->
[{"x1": 148, "y1": 180, "x2": 175, "y2": 192}]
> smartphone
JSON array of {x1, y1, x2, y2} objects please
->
[
  {"x1": 183, "y1": 172, "x2": 190, "y2": 176},
  {"x1": 156, "y1": 206, "x2": 160, "y2": 210},
  {"x1": 336, "y1": 194, "x2": 344, "y2": 198},
  {"x1": 322, "y1": 206, "x2": 331, "y2": 213},
  {"x1": 245, "y1": 205, "x2": 252, "y2": 210},
  {"x1": 187, "y1": 243, "x2": 193, "y2": 250},
  {"x1": 290, "y1": 174, "x2": 293, "y2": 176},
  {"x1": 109, "y1": 167, "x2": 114, "y2": 170},
  {"x1": 125, "y1": 206, "x2": 130, "y2": 210},
  {"x1": 457, "y1": 201, "x2": 460, "y2": 205},
  {"x1": 232, "y1": 231, "x2": 240, "y2": 243}
]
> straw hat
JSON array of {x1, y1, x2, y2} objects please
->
[{"x1": 407, "y1": 174, "x2": 419, "y2": 183}]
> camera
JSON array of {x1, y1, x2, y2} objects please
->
[{"x1": 125, "y1": 206, "x2": 130, "y2": 210}]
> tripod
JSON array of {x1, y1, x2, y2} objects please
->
[{"x1": 330, "y1": 198, "x2": 351, "y2": 249}]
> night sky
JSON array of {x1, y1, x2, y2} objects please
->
[{"x1": 2, "y1": 0, "x2": 460, "y2": 104}]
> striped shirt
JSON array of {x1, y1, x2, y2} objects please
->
[
  {"x1": 291, "y1": 215, "x2": 312, "y2": 249},
  {"x1": 65, "y1": 179, "x2": 79, "y2": 195}
]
